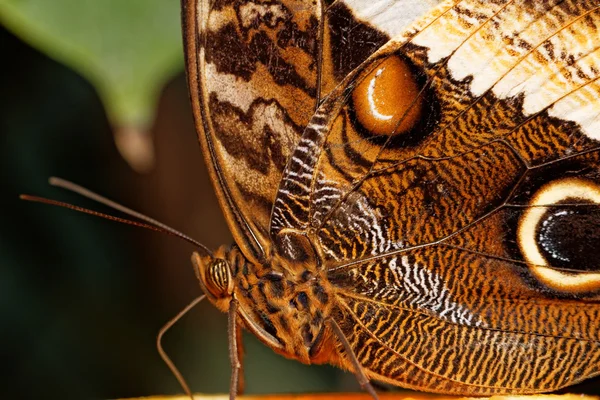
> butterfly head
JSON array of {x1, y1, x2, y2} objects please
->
[{"x1": 192, "y1": 246, "x2": 235, "y2": 312}]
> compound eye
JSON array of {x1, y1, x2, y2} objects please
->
[
  {"x1": 517, "y1": 178, "x2": 600, "y2": 294},
  {"x1": 192, "y1": 252, "x2": 233, "y2": 299},
  {"x1": 206, "y1": 259, "x2": 232, "y2": 298}
]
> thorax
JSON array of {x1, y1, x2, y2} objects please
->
[{"x1": 232, "y1": 254, "x2": 336, "y2": 364}]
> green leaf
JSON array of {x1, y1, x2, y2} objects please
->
[{"x1": 2, "y1": 0, "x2": 184, "y2": 170}]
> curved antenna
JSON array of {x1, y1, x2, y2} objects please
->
[
  {"x1": 157, "y1": 294, "x2": 206, "y2": 400},
  {"x1": 21, "y1": 177, "x2": 213, "y2": 257}
]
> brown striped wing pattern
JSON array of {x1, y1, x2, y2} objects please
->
[
  {"x1": 270, "y1": 0, "x2": 600, "y2": 394},
  {"x1": 183, "y1": 0, "x2": 600, "y2": 395},
  {"x1": 182, "y1": 0, "x2": 439, "y2": 263}
]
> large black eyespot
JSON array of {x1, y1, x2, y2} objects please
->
[
  {"x1": 517, "y1": 177, "x2": 600, "y2": 293},
  {"x1": 537, "y1": 202, "x2": 600, "y2": 271}
]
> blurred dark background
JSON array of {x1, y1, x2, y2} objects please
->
[
  {"x1": 1, "y1": 24, "x2": 347, "y2": 400},
  {"x1": 2, "y1": 20, "x2": 599, "y2": 400}
]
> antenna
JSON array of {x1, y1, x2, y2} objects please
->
[{"x1": 21, "y1": 177, "x2": 213, "y2": 257}]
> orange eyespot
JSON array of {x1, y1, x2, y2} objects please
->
[{"x1": 352, "y1": 55, "x2": 423, "y2": 136}]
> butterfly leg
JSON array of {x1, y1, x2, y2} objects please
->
[
  {"x1": 234, "y1": 304, "x2": 245, "y2": 395},
  {"x1": 329, "y1": 319, "x2": 379, "y2": 400},
  {"x1": 157, "y1": 295, "x2": 206, "y2": 400},
  {"x1": 228, "y1": 298, "x2": 245, "y2": 400}
]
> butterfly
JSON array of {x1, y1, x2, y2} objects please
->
[{"x1": 180, "y1": 0, "x2": 600, "y2": 397}]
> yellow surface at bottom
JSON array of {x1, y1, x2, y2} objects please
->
[{"x1": 118, "y1": 394, "x2": 600, "y2": 400}]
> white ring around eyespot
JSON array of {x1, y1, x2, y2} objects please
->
[{"x1": 517, "y1": 177, "x2": 600, "y2": 293}]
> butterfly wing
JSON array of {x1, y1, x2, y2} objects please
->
[
  {"x1": 181, "y1": 0, "x2": 438, "y2": 262},
  {"x1": 182, "y1": 0, "x2": 321, "y2": 261},
  {"x1": 271, "y1": 0, "x2": 600, "y2": 393}
]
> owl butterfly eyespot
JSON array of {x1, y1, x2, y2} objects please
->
[
  {"x1": 351, "y1": 55, "x2": 424, "y2": 136},
  {"x1": 182, "y1": 0, "x2": 600, "y2": 397},
  {"x1": 517, "y1": 178, "x2": 600, "y2": 293}
]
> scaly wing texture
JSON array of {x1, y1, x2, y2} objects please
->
[
  {"x1": 182, "y1": 0, "x2": 440, "y2": 262},
  {"x1": 270, "y1": 0, "x2": 600, "y2": 394}
]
